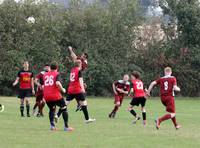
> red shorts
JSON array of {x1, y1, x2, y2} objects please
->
[
  {"x1": 36, "y1": 90, "x2": 44, "y2": 102},
  {"x1": 161, "y1": 96, "x2": 175, "y2": 113},
  {"x1": 114, "y1": 95, "x2": 124, "y2": 106}
]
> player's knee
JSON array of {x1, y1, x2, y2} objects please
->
[
  {"x1": 116, "y1": 102, "x2": 121, "y2": 107},
  {"x1": 141, "y1": 107, "x2": 146, "y2": 112},
  {"x1": 170, "y1": 113, "x2": 176, "y2": 118},
  {"x1": 80, "y1": 100, "x2": 87, "y2": 106},
  {"x1": 60, "y1": 106, "x2": 67, "y2": 111},
  {"x1": 127, "y1": 106, "x2": 133, "y2": 111}
]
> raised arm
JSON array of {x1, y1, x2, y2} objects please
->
[{"x1": 68, "y1": 46, "x2": 77, "y2": 62}]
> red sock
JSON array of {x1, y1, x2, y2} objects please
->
[
  {"x1": 171, "y1": 117, "x2": 177, "y2": 127},
  {"x1": 112, "y1": 106, "x2": 119, "y2": 113},
  {"x1": 159, "y1": 114, "x2": 171, "y2": 124}
]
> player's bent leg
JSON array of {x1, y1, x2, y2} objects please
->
[
  {"x1": 129, "y1": 106, "x2": 140, "y2": 124},
  {"x1": 141, "y1": 107, "x2": 147, "y2": 126},
  {"x1": 46, "y1": 102, "x2": 56, "y2": 130}
]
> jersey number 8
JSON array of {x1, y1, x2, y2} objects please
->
[{"x1": 44, "y1": 75, "x2": 54, "y2": 86}]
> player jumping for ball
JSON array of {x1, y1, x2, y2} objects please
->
[
  {"x1": 147, "y1": 67, "x2": 181, "y2": 130},
  {"x1": 13, "y1": 61, "x2": 35, "y2": 117},
  {"x1": 56, "y1": 60, "x2": 95, "y2": 123},
  {"x1": 128, "y1": 71, "x2": 147, "y2": 125},
  {"x1": 43, "y1": 62, "x2": 74, "y2": 131},
  {"x1": 109, "y1": 74, "x2": 130, "y2": 118},
  {"x1": 68, "y1": 46, "x2": 88, "y2": 112}
]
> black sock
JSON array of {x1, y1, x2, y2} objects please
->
[
  {"x1": 82, "y1": 106, "x2": 89, "y2": 120},
  {"x1": 26, "y1": 104, "x2": 30, "y2": 115},
  {"x1": 20, "y1": 105, "x2": 24, "y2": 116},
  {"x1": 57, "y1": 108, "x2": 62, "y2": 118},
  {"x1": 130, "y1": 109, "x2": 137, "y2": 117},
  {"x1": 62, "y1": 109, "x2": 69, "y2": 128},
  {"x1": 142, "y1": 112, "x2": 146, "y2": 120},
  {"x1": 49, "y1": 111, "x2": 55, "y2": 127}
]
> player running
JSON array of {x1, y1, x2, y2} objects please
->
[
  {"x1": 128, "y1": 71, "x2": 147, "y2": 125},
  {"x1": 147, "y1": 67, "x2": 181, "y2": 130},
  {"x1": 13, "y1": 61, "x2": 35, "y2": 117},
  {"x1": 56, "y1": 60, "x2": 95, "y2": 123},
  {"x1": 43, "y1": 62, "x2": 74, "y2": 131},
  {"x1": 33, "y1": 64, "x2": 50, "y2": 117},
  {"x1": 109, "y1": 74, "x2": 130, "y2": 118}
]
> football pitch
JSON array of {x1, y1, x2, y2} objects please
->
[{"x1": 0, "y1": 97, "x2": 200, "y2": 148}]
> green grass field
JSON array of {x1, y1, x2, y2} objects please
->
[{"x1": 0, "y1": 97, "x2": 200, "y2": 148}]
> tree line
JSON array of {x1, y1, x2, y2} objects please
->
[{"x1": 0, "y1": 0, "x2": 199, "y2": 96}]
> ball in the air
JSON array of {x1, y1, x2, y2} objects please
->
[{"x1": 27, "y1": 16, "x2": 35, "y2": 24}]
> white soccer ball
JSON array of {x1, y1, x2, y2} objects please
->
[
  {"x1": 27, "y1": 16, "x2": 35, "y2": 24},
  {"x1": 0, "y1": 104, "x2": 4, "y2": 112}
]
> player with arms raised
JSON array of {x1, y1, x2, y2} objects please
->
[
  {"x1": 128, "y1": 71, "x2": 147, "y2": 125},
  {"x1": 66, "y1": 60, "x2": 95, "y2": 123},
  {"x1": 109, "y1": 74, "x2": 130, "y2": 118},
  {"x1": 43, "y1": 62, "x2": 73, "y2": 131},
  {"x1": 147, "y1": 67, "x2": 181, "y2": 130},
  {"x1": 68, "y1": 46, "x2": 88, "y2": 111},
  {"x1": 13, "y1": 61, "x2": 35, "y2": 117}
]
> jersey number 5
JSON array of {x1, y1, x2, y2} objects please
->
[{"x1": 44, "y1": 75, "x2": 54, "y2": 86}]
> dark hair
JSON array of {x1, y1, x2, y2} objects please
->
[
  {"x1": 45, "y1": 64, "x2": 50, "y2": 67},
  {"x1": 131, "y1": 71, "x2": 141, "y2": 79},
  {"x1": 83, "y1": 53, "x2": 88, "y2": 59},
  {"x1": 50, "y1": 61, "x2": 58, "y2": 70}
]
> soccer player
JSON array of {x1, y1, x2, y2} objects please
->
[
  {"x1": 43, "y1": 62, "x2": 74, "y2": 131},
  {"x1": 147, "y1": 67, "x2": 181, "y2": 130},
  {"x1": 57, "y1": 60, "x2": 95, "y2": 123},
  {"x1": 0, "y1": 104, "x2": 4, "y2": 112},
  {"x1": 128, "y1": 71, "x2": 147, "y2": 125},
  {"x1": 33, "y1": 64, "x2": 50, "y2": 117},
  {"x1": 109, "y1": 74, "x2": 130, "y2": 118},
  {"x1": 13, "y1": 61, "x2": 35, "y2": 117},
  {"x1": 68, "y1": 46, "x2": 88, "y2": 111}
]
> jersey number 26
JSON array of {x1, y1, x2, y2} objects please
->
[{"x1": 44, "y1": 75, "x2": 54, "y2": 86}]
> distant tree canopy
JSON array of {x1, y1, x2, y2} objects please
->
[{"x1": 0, "y1": 0, "x2": 199, "y2": 96}]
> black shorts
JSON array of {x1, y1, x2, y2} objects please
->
[
  {"x1": 66, "y1": 93, "x2": 86, "y2": 101},
  {"x1": 18, "y1": 89, "x2": 32, "y2": 99},
  {"x1": 46, "y1": 98, "x2": 66, "y2": 111},
  {"x1": 130, "y1": 97, "x2": 146, "y2": 107}
]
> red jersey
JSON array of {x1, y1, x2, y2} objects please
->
[
  {"x1": 77, "y1": 56, "x2": 88, "y2": 71},
  {"x1": 156, "y1": 75, "x2": 177, "y2": 97},
  {"x1": 35, "y1": 71, "x2": 45, "y2": 95},
  {"x1": 18, "y1": 70, "x2": 33, "y2": 89},
  {"x1": 132, "y1": 79, "x2": 145, "y2": 98},
  {"x1": 43, "y1": 71, "x2": 62, "y2": 102},
  {"x1": 68, "y1": 67, "x2": 82, "y2": 94},
  {"x1": 114, "y1": 80, "x2": 130, "y2": 95}
]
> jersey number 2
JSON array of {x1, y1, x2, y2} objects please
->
[
  {"x1": 44, "y1": 75, "x2": 54, "y2": 86},
  {"x1": 70, "y1": 73, "x2": 75, "y2": 82}
]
